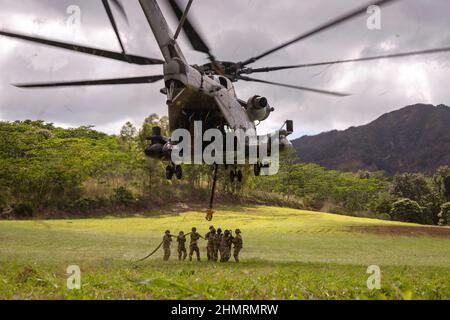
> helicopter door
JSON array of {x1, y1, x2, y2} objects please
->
[{"x1": 218, "y1": 76, "x2": 237, "y2": 97}]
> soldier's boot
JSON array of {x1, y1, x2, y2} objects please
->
[
  {"x1": 225, "y1": 251, "x2": 231, "y2": 262},
  {"x1": 189, "y1": 247, "x2": 194, "y2": 261}
]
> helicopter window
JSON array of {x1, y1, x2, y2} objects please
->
[{"x1": 219, "y1": 77, "x2": 228, "y2": 89}]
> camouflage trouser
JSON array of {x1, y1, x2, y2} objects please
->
[
  {"x1": 189, "y1": 244, "x2": 200, "y2": 261},
  {"x1": 213, "y1": 245, "x2": 219, "y2": 262},
  {"x1": 163, "y1": 248, "x2": 170, "y2": 261},
  {"x1": 220, "y1": 247, "x2": 231, "y2": 262},
  {"x1": 233, "y1": 247, "x2": 242, "y2": 262},
  {"x1": 207, "y1": 244, "x2": 215, "y2": 261},
  {"x1": 178, "y1": 247, "x2": 187, "y2": 261}
]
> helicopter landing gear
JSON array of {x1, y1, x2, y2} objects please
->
[
  {"x1": 166, "y1": 165, "x2": 173, "y2": 180},
  {"x1": 166, "y1": 164, "x2": 183, "y2": 180},
  {"x1": 254, "y1": 162, "x2": 271, "y2": 176},
  {"x1": 175, "y1": 165, "x2": 183, "y2": 180},
  {"x1": 230, "y1": 168, "x2": 243, "y2": 183},
  {"x1": 254, "y1": 163, "x2": 262, "y2": 177}
]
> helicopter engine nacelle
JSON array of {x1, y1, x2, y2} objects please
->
[{"x1": 246, "y1": 95, "x2": 274, "y2": 122}]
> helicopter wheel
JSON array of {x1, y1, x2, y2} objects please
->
[
  {"x1": 237, "y1": 170, "x2": 243, "y2": 183},
  {"x1": 175, "y1": 165, "x2": 183, "y2": 180},
  {"x1": 254, "y1": 163, "x2": 261, "y2": 177},
  {"x1": 230, "y1": 170, "x2": 236, "y2": 183},
  {"x1": 166, "y1": 165, "x2": 174, "y2": 180}
]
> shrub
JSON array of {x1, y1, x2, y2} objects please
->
[
  {"x1": 370, "y1": 191, "x2": 394, "y2": 215},
  {"x1": 68, "y1": 197, "x2": 100, "y2": 212},
  {"x1": 0, "y1": 188, "x2": 10, "y2": 212},
  {"x1": 112, "y1": 187, "x2": 135, "y2": 205},
  {"x1": 13, "y1": 203, "x2": 34, "y2": 218},
  {"x1": 422, "y1": 192, "x2": 444, "y2": 225},
  {"x1": 438, "y1": 202, "x2": 450, "y2": 226},
  {"x1": 390, "y1": 198, "x2": 423, "y2": 223}
]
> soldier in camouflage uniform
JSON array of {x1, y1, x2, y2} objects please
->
[
  {"x1": 176, "y1": 231, "x2": 187, "y2": 261},
  {"x1": 205, "y1": 226, "x2": 216, "y2": 261},
  {"x1": 228, "y1": 230, "x2": 234, "y2": 251},
  {"x1": 213, "y1": 228, "x2": 222, "y2": 262},
  {"x1": 189, "y1": 227, "x2": 204, "y2": 261},
  {"x1": 232, "y1": 229, "x2": 243, "y2": 262},
  {"x1": 162, "y1": 230, "x2": 172, "y2": 261},
  {"x1": 219, "y1": 230, "x2": 232, "y2": 262}
]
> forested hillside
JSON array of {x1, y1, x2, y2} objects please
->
[{"x1": 1, "y1": 116, "x2": 449, "y2": 225}]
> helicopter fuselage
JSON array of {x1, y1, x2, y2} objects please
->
[{"x1": 163, "y1": 58, "x2": 256, "y2": 134}]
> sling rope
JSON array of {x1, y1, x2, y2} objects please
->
[
  {"x1": 135, "y1": 241, "x2": 163, "y2": 262},
  {"x1": 134, "y1": 233, "x2": 192, "y2": 263},
  {"x1": 206, "y1": 164, "x2": 219, "y2": 221}
]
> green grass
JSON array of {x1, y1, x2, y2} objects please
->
[{"x1": 0, "y1": 206, "x2": 449, "y2": 300}]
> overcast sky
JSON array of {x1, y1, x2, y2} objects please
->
[{"x1": 1, "y1": 0, "x2": 450, "y2": 138}]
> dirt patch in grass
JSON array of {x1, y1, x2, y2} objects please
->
[
  {"x1": 350, "y1": 225, "x2": 450, "y2": 237},
  {"x1": 16, "y1": 266, "x2": 37, "y2": 283}
]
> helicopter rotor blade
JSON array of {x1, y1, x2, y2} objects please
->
[
  {"x1": 238, "y1": 76, "x2": 351, "y2": 97},
  {"x1": 110, "y1": 0, "x2": 129, "y2": 24},
  {"x1": 237, "y1": 0, "x2": 399, "y2": 67},
  {"x1": 241, "y1": 47, "x2": 450, "y2": 74},
  {"x1": 174, "y1": 0, "x2": 194, "y2": 40},
  {"x1": 13, "y1": 75, "x2": 164, "y2": 88},
  {"x1": 0, "y1": 30, "x2": 164, "y2": 65},
  {"x1": 102, "y1": 0, "x2": 127, "y2": 54},
  {"x1": 166, "y1": 0, "x2": 223, "y2": 73}
]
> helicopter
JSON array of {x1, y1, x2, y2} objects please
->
[{"x1": 2, "y1": 0, "x2": 450, "y2": 219}]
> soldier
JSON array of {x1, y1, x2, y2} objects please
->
[
  {"x1": 213, "y1": 228, "x2": 222, "y2": 262},
  {"x1": 205, "y1": 226, "x2": 216, "y2": 261},
  {"x1": 189, "y1": 227, "x2": 204, "y2": 261},
  {"x1": 232, "y1": 229, "x2": 243, "y2": 262},
  {"x1": 226, "y1": 230, "x2": 234, "y2": 262},
  {"x1": 162, "y1": 230, "x2": 172, "y2": 261},
  {"x1": 228, "y1": 230, "x2": 234, "y2": 251},
  {"x1": 176, "y1": 231, "x2": 187, "y2": 261},
  {"x1": 219, "y1": 230, "x2": 232, "y2": 262}
]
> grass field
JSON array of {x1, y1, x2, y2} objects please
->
[{"x1": 0, "y1": 206, "x2": 449, "y2": 300}]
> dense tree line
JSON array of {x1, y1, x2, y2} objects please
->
[{"x1": 0, "y1": 118, "x2": 449, "y2": 225}]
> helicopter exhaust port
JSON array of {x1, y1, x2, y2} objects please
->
[{"x1": 246, "y1": 95, "x2": 275, "y2": 122}]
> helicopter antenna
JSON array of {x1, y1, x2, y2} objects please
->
[{"x1": 174, "y1": 0, "x2": 194, "y2": 40}]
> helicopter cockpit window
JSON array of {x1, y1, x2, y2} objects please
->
[{"x1": 219, "y1": 77, "x2": 228, "y2": 89}]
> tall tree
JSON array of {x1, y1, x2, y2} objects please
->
[{"x1": 120, "y1": 122, "x2": 137, "y2": 151}]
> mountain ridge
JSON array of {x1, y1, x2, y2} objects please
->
[{"x1": 292, "y1": 104, "x2": 450, "y2": 174}]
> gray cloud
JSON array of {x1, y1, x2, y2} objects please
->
[{"x1": 1, "y1": 0, "x2": 450, "y2": 138}]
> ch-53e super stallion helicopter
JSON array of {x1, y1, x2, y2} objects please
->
[{"x1": 2, "y1": 0, "x2": 450, "y2": 219}]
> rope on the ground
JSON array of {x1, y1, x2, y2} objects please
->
[{"x1": 135, "y1": 241, "x2": 163, "y2": 262}]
